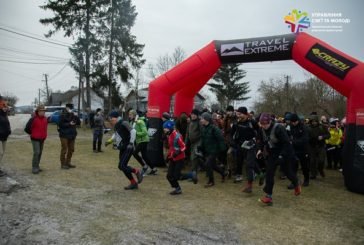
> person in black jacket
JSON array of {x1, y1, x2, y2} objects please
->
[
  {"x1": 308, "y1": 114, "x2": 331, "y2": 179},
  {"x1": 290, "y1": 114, "x2": 310, "y2": 187},
  {"x1": 231, "y1": 107, "x2": 261, "y2": 193},
  {"x1": 0, "y1": 97, "x2": 11, "y2": 177},
  {"x1": 257, "y1": 113, "x2": 301, "y2": 205},
  {"x1": 108, "y1": 111, "x2": 143, "y2": 190},
  {"x1": 58, "y1": 104, "x2": 80, "y2": 169}
]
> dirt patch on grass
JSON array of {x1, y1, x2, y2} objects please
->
[{"x1": 1, "y1": 123, "x2": 364, "y2": 244}]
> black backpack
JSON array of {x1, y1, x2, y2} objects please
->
[{"x1": 24, "y1": 117, "x2": 35, "y2": 134}]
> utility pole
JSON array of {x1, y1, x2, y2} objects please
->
[
  {"x1": 38, "y1": 89, "x2": 41, "y2": 106},
  {"x1": 43, "y1": 74, "x2": 49, "y2": 105},
  {"x1": 77, "y1": 56, "x2": 83, "y2": 118},
  {"x1": 108, "y1": 0, "x2": 115, "y2": 113},
  {"x1": 284, "y1": 75, "x2": 290, "y2": 112}
]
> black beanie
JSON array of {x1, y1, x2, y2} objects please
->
[
  {"x1": 237, "y1": 106, "x2": 248, "y2": 115},
  {"x1": 191, "y1": 109, "x2": 200, "y2": 116}
]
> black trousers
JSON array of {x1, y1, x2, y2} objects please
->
[
  {"x1": 326, "y1": 145, "x2": 341, "y2": 169},
  {"x1": 245, "y1": 148, "x2": 261, "y2": 182},
  {"x1": 205, "y1": 154, "x2": 225, "y2": 183},
  {"x1": 167, "y1": 159, "x2": 184, "y2": 188},
  {"x1": 263, "y1": 153, "x2": 299, "y2": 195},
  {"x1": 293, "y1": 152, "x2": 310, "y2": 182},
  {"x1": 133, "y1": 142, "x2": 155, "y2": 169},
  {"x1": 118, "y1": 147, "x2": 134, "y2": 180}
]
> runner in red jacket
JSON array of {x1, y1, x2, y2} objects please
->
[{"x1": 164, "y1": 120, "x2": 186, "y2": 195}]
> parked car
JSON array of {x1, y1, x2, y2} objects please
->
[{"x1": 48, "y1": 110, "x2": 62, "y2": 124}]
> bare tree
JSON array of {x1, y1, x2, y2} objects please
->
[{"x1": 148, "y1": 46, "x2": 186, "y2": 79}]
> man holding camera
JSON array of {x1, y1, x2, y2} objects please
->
[{"x1": 59, "y1": 104, "x2": 80, "y2": 169}]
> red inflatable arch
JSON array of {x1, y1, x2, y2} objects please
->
[{"x1": 147, "y1": 33, "x2": 364, "y2": 194}]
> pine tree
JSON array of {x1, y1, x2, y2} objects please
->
[
  {"x1": 40, "y1": 0, "x2": 145, "y2": 109},
  {"x1": 208, "y1": 64, "x2": 250, "y2": 109}
]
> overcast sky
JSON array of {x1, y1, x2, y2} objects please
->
[{"x1": 0, "y1": 0, "x2": 363, "y2": 110}]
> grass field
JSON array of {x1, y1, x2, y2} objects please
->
[{"x1": 1, "y1": 124, "x2": 364, "y2": 244}]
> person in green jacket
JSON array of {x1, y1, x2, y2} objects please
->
[
  {"x1": 199, "y1": 112, "x2": 227, "y2": 187},
  {"x1": 129, "y1": 110, "x2": 158, "y2": 175}
]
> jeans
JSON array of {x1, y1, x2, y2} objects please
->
[
  {"x1": 31, "y1": 140, "x2": 44, "y2": 169},
  {"x1": 0, "y1": 140, "x2": 6, "y2": 166},
  {"x1": 93, "y1": 129, "x2": 103, "y2": 151}
]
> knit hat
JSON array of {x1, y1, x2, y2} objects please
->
[
  {"x1": 163, "y1": 120, "x2": 174, "y2": 131},
  {"x1": 284, "y1": 112, "x2": 292, "y2": 121},
  {"x1": 290, "y1": 113, "x2": 299, "y2": 122},
  {"x1": 109, "y1": 111, "x2": 119, "y2": 118},
  {"x1": 129, "y1": 109, "x2": 137, "y2": 116},
  {"x1": 237, "y1": 106, "x2": 248, "y2": 115},
  {"x1": 226, "y1": 105, "x2": 234, "y2": 112},
  {"x1": 201, "y1": 112, "x2": 212, "y2": 122},
  {"x1": 259, "y1": 112, "x2": 271, "y2": 124},
  {"x1": 162, "y1": 112, "x2": 171, "y2": 120},
  {"x1": 65, "y1": 103, "x2": 74, "y2": 110},
  {"x1": 191, "y1": 108, "x2": 200, "y2": 116},
  {"x1": 36, "y1": 104, "x2": 46, "y2": 111},
  {"x1": 309, "y1": 114, "x2": 319, "y2": 122}
]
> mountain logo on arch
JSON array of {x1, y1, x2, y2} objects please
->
[{"x1": 221, "y1": 43, "x2": 244, "y2": 56}]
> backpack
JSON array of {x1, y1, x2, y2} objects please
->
[
  {"x1": 262, "y1": 123, "x2": 280, "y2": 149},
  {"x1": 24, "y1": 117, "x2": 35, "y2": 135}
]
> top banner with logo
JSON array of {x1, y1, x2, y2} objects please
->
[
  {"x1": 215, "y1": 34, "x2": 296, "y2": 64},
  {"x1": 306, "y1": 43, "x2": 358, "y2": 79}
]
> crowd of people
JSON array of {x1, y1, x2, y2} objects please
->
[{"x1": 0, "y1": 95, "x2": 345, "y2": 205}]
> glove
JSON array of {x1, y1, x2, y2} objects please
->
[
  {"x1": 127, "y1": 143, "x2": 134, "y2": 150},
  {"x1": 105, "y1": 139, "x2": 113, "y2": 147},
  {"x1": 195, "y1": 148, "x2": 204, "y2": 158},
  {"x1": 241, "y1": 140, "x2": 255, "y2": 150},
  {"x1": 172, "y1": 149, "x2": 181, "y2": 158}
]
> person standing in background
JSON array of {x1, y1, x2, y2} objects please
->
[
  {"x1": 58, "y1": 104, "x2": 80, "y2": 169},
  {"x1": 93, "y1": 108, "x2": 105, "y2": 153},
  {"x1": 0, "y1": 96, "x2": 11, "y2": 177},
  {"x1": 28, "y1": 105, "x2": 48, "y2": 174}
]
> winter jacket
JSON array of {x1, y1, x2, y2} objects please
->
[
  {"x1": 186, "y1": 118, "x2": 201, "y2": 145},
  {"x1": 30, "y1": 114, "x2": 48, "y2": 141},
  {"x1": 290, "y1": 122, "x2": 309, "y2": 154},
  {"x1": 114, "y1": 119, "x2": 132, "y2": 151},
  {"x1": 231, "y1": 119, "x2": 257, "y2": 146},
  {"x1": 308, "y1": 123, "x2": 330, "y2": 148},
  {"x1": 58, "y1": 111, "x2": 80, "y2": 140},
  {"x1": 200, "y1": 123, "x2": 226, "y2": 155},
  {"x1": 134, "y1": 118, "x2": 149, "y2": 144},
  {"x1": 258, "y1": 122, "x2": 294, "y2": 157},
  {"x1": 326, "y1": 127, "x2": 343, "y2": 146},
  {"x1": 0, "y1": 110, "x2": 11, "y2": 141},
  {"x1": 223, "y1": 114, "x2": 236, "y2": 146},
  {"x1": 93, "y1": 113, "x2": 104, "y2": 130},
  {"x1": 167, "y1": 130, "x2": 186, "y2": 161}
]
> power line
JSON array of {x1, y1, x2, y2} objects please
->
[
  {"x1": 49, "y1": 63, "x2": 69, "y2": 81},
  {"x1": 0, "y1": 22, "x2": 72, "y2": 46},
  {"x1": 0, "y1": 27, "x2": 70, "y2": 48},
  {"x1": 0, "y1": 47, "x2": 69, "y2": 60},
  {"x1": 0, "y1": 59, "x2": 66, "y2": 65}
]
